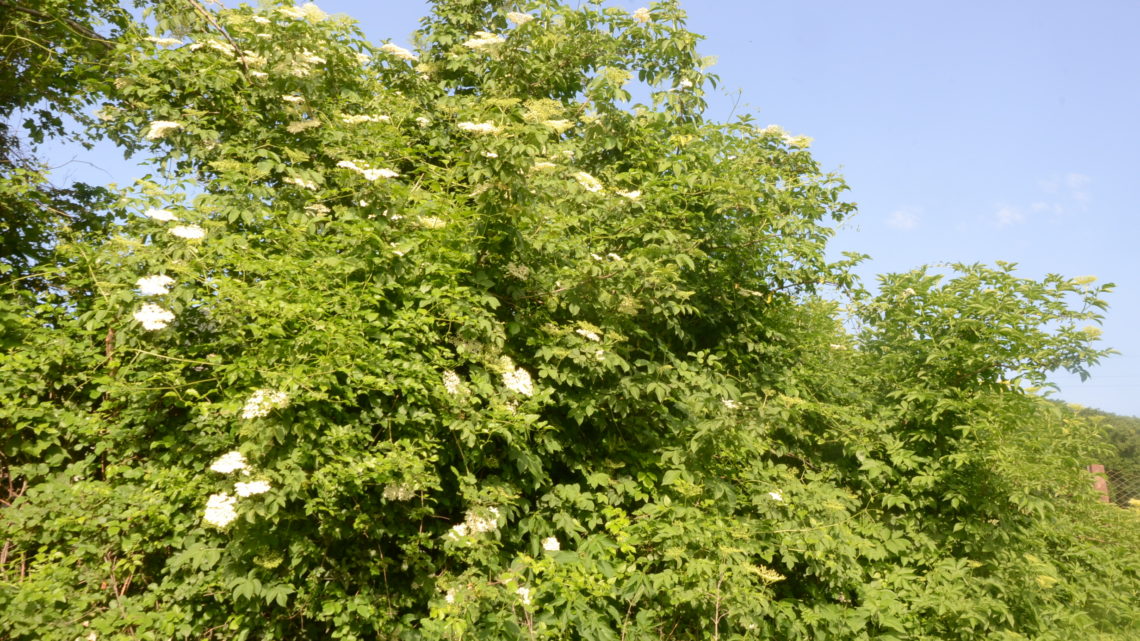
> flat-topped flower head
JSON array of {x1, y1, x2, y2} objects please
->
[
  {"x1": 361, "y1": 168, "x2": 399, "y2": 181},
  {"x1": 210, "y1": 450, "x2": 248, "y2": 474},
  {"x1": 507, "y1": 12, "x2": 534, "y2": 26},
  {"x1": 134, "y1": 303, "x2": 175, "y2": 330},
  {"x1": 242, "y1": 389, "x2": 289, "y2": 419},
  {"x1": 457, "y1": 121, "x2": 501, "y2": 135},
  {"x1": 463, "y1": 31, "x2": 506, "y2": 49},
  {"x1": 542, "y1": 536, "x2": 560, "y2": 551},
  {"x1": 633, "y1": 7, "x2": 651, "y2": 23},
  {"x1": 203, "y1": 493, "x2": 238, "y2": 527},
  {"x1": 144, "y1": 208, "x2": 178, "y2": 222},
  {"x1": 576, "y1": 328, "x2": 601, "y2": 342},
  {"x1": 503, "y1": 364, "x2": 534, "y2": 396},
  {"x1": 443, "y1": 370, "x2": 463, "y2": 395},
  {"x1": 574, "y1": 172, "x2": 603, "y2": 192},
  {"x1": 169, "y1": 225, "x2": 206, "y2": 240},
  {"x1": 615, "y1": 189, "x2": 641, "y2": 200},
  {"x1": 234, "y1": 480, "x2": 271, "y2": 497},
  {"x1": 136, "y1": 274, "x2": 174, "y2": 296},
  {"x1": 147, "y1": 37, "x2": 183, "y2": 47},
  {"x1": 768, "y1": 490, "x2": 784, "y2": 502},
  {"x1": 145, "y1": 120, "x2": 182, "y2": 140},
  {"x1": 380, "y1": 43, "x2": 417, "y2": 61}
]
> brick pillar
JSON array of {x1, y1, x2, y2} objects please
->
[{"x1": 1087, "y1": 464, "x2": 1110, "y2": 503}]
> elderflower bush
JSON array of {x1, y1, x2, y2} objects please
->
[{"x1": 2, "y1": 1, "x2": 1139, "y2": 640}]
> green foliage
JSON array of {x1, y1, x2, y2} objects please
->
[{"x1": 3, "y1": 2, "x2": 1139, "y2": 640}]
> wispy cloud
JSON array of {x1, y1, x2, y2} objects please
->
[
  {"x1": 887, "y1": 208, "x2": 920, "y2": 230},
  {"x1": 995, "y1": 205, "x2": 1026, "y2": 227},
  {"x1": 994, "y1": 173, "x2": 1091, "y2": 226}
]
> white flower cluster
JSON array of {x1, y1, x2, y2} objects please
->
[
  {"x1": 633, "y1": 7, "x2": 651, "y2": 23},
  {"x1": 380, "y1": 43, "x2": 417, "y2": 61},
  {"x1": 768, "y1": 491, "x2": 784, "y2": 502},
  {"x1": 241, "y1": 389, "x2": 289, "y2": 419},
  {"x1": 203, "y1": 451, "x2": 273, "y2": 527},
  {"x1": 283, "y1": 176, "x2": 319, "y2": 190},
  {"x1": 170, "y1": 224, "x2": 207, "y2": 240},
  {"x1": 417, "y1": 216, "x2": 446, "y2": 229},
  {"x1": 507, "y1": 12, "x2": 534, "y2": 26},
  {"x1": 531, "y1": 161, "x2": 557, "y2": 171},
  {"x1": 341, "y1": 114, "x2": 390, "y2": 124},
  {"x1": 144, "y1": 120, "x2": 182, "y2": 140},
  {"x1": 278, "y1": 3, "x2": 325, "y2": 22},
  {"x1": 457, "y1": 121, "x2": 502, "y2": 135},
  {"x1": 442, "y1": 370, "x2": 463, "y2": 395},
  {"x1": 136, "y1": 274, "x2": 174, "y2": 296},
  {"x1": 575, "y1": 328, "x2": 601, "y2": 342},
  {"x1": 722, "y1": 399, "x2": 740, "y2": 410},
  {"x1": 615, "y1": 189, "x2": 641, "y2": 200},
  {"x1": 516, "y1": 586, "x2": 531, "y2": 606},
  {"x1": 573, "y1": 171, "x2": 603, "y2": 193},
  {"x1": 447, "y1": 507, "x2": 501, "y2": 540},
  {"x1": 282, "y1": 94, "x2": 305, "y2": 104},
  {"x1": 463, "y1": 31, "x2": 505, "y2": 49},
  {"x1": 210, "y1": 450, "x2": 248, "y2": 474},
  {"x1": 235, "y1": 480, "x2": 272, "y2": 497},
  {"x1": 501, "y1": 359, "x2": 534, "y2": 397},
  {"x1": 204, "y1": 493, "x2": 238, "y2": 528},
  {"x1": 542, "y1": 536, "x2": 560, "y2": 551},
  {"x1": 337, "y1": 160, "x2": 399, "y2": 181},
  {"x1": 382, "y1": 483, "x2": 416, "y2": 501},
  {"x1": 134, "y1": 303, "x2": 176, "y2": 330},
  {"x1": 542, "y1": 119, "x2": 574, "y2": 134},
  {"x1": 147, "y1": 36, "x2": 183, "y2": 47},
  {"x1": 286, "y1": 119, "x2": 321, "y2": 133}
]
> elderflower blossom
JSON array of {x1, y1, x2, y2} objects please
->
[
  {"x1": 285, "y1": 119, "x2": 321, "y2": 133},
  {"x1": 573, "y1": 171, "x2": 603, "y2": 192},
  {"x1": 722, "y1": 399, "x2": 740, "y2": 410},
  {"x1": 283, "y1": 176, "x2": 319, "y2": 190},
  {"x1": 278, "y1": 6, "x2": 305, "y2": 19},
  {"x1": 144, "y1": 120, "x2": 183, "y2": 140},
  {"x1": 297, "y1": 49, "x2": 326, "y2": 66},
  {"x1": 147, "y1": 36, "x2": 183, "y2": 47},
  {"x1": 136, "y1": 274, "x2": 174, "y2": 296},
  {"x1": 252, "y1": 15, "x2": 271, "y2": 25},
  {"x1": 607, "y1": 252, "x2": 623, "y2": 261},
  {"x1": 382, "y1": 483, "x2": 415, "y2": 501},
  {"x1": 203, "y1": 493, "x2": 238, "y2": 527},
  {"x1": 299, "y1": 2, "x2": 327, "y2": 22},
  {"x1": 532, "y1": 161, "x2": 557, "y2": 171},
  {"x1": 576, "y1": 328, "x2": 601, "y2": 342},
  {"x1": 1071, "y1": 275, "x2": 1097, "y2": 285},
  {"x1": 241, "y1": 389, "x2": 289, "y2": 419},
  {"x1": 443, "y1": 370, "x2": 463, "y2": 395},
  {"x1": 615, "y1": 189, "x2": 641, "y2": 200},
  {"x1": 445, "y1": 589, "x2": 456, "y2": 604},
  {"x1": 632, "y1": 7, "x2": 651, "y2": 23},
  {"x1": 361, "y1": 168, "x2": 399, "y2": 181},
  {"x1": 768, "y1": 491, "x2": 784, "y2": 502},
  {"x1": 418, "y1": 216, "x2": 446, "y2": 229},
  {"x1": 542, "y1": 536, "x2": 560, "y2": 551},
  {"x1": 463, "y1": 31, "x2": 506, "y2": 49},
  {"x1": 502, "y1": 364, "x2": 534, "y2": 397},
  {"x1": 380, "y1": 43, "x2": 417, "y2": 61},
  {"x1": 542, "y1": 119, "x2": 574, "y2": 134},
  {"x1": 341, "y1": 114, "x2": 390, "y2": 124},
  {"x1": 466, "y1": 507, "x2": 500, "y2": 534},
  {"x1": 210, "y1": 451, "x2": 248, "y2": 474},
  {"x1": 457, "y1": 121, "x2": 502, "y2": 135},
  {"x1": 234, "y1": 480, "x2": 271, "y2": 497},
  {"x1": 516, "y1": 586, "x2": 531, "y2": 606},
  {"x1": 416, "y1": 116, "x2": 431, "y2": 127},
  {"x1": 144, "y1": 208, "x2": 178, "y2": 222},
  {"x1": 282, "y1": 94, "x2": 305, "y2": 103},
  {"x1": 507, "y1": 12, "x2": 534, "y2": 25},
  {"x1": 133, "y1": 303, "x2": 175, "y2": 330},
  {"x1": 169, "y1": 225, "x2": 206, "y2": 240}
]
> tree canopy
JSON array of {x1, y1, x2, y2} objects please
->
[{"x1": 2, "y1": 2, "x2": 1138, "y2": 640}]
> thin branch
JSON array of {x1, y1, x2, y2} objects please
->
[
  {"x1": 0, "y1": 1, "x2": 116, "y2": 50},
  {"x1": 184, "y1": 0, "x2": 250, "y2": 80}
]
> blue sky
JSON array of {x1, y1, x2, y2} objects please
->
[{"x1": 43, "y1": 1, "x2": 1140, "y2": 415}]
